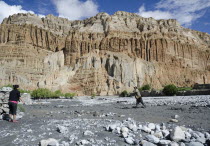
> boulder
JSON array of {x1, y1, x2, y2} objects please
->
[
  {"x1": 159, "y1": 140, "x2": 171, "y2": 145},
  {"x1": 148, "y1": 123, "x2": 156, "y2": 130},
  {"x1": 121, "y1": 127, "x2": 129, "y2": 133},
  {"x1": 125, "y1": 137, "x2": 135, "y2": 145},
  {"x1": 146, "y1": 135, "x2": 160, "y2": 144},
  {"x1": 142, "y1": 126, "x2": 152, "y2": 133},
  {"x1": 20, "y1": 93, "x2": 33, "y2": 105},
  {"x1": 170, "y1": 126, "x2": 185, "y2": 142}
]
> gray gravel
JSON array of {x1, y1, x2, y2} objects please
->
[{"x1": 0, "y1": 95, "x2": 210, "y2": 146}]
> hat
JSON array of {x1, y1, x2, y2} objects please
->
[{"x1": 13, "y1": 85, "x2": 19, "y2": 89}]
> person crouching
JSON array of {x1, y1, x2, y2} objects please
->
[{"x1": 133, "y1": 87, "x2": 146, "y2": 108}]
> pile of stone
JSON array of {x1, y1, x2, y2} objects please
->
[
  {"x1": 105, "y1": 118, "x2": 210, "y2": 146},
  {"x1": 0, "y1": 87, "x2": 12, "y2": 115}
]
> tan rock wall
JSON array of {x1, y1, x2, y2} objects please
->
[{"x1": 0, "y1": 12, "x2": 209, "y2": 95}]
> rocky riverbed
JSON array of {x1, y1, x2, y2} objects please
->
[{"x1": 0, "y1": 95, "x2": 210, "y2": 146}]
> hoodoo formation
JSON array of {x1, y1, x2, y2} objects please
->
[{"x1": 0, "y1": 12, "x2": 210, "y2": 95}]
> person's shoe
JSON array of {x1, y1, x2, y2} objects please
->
[
  {"x1": 12, "y1": 120, "x2": 18, "y2": 123},
  {"x1": 9, "y1": 119, "x2": 12, "y2": 122}
]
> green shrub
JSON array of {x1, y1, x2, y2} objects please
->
[
  {"x1": 140, "y1": 84, "x2": 151, "y2": 91},
  {"x1": 17, "y1": 104, "x2": 25, "y2": 112},
  {"x1": 177, "y1": 87, "x2": 192, "y2": 91},
  {"x1": 53, "y1": 90, "x2": 64, "y2": 98},
  {"x1": 120, "y1": 90, "x2": 129, "y2": 97},
  {"x1": 65, "y1": 93, "x2": 76, "y2": 99},
  {"x1": 31, "y1": 88, "x2": 54, "y2": 99},
  {"x1": 91, "y1": 93, "x2": 96, "y2": 98},
  {"x1": 163, "y1": 84, "x2": 178, "y2": 96},
  {"x1": 19, "y1": 89, "x2": 31, "y2": 93}
]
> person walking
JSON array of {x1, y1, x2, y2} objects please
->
[
  {"x1": 8, "y1": 85, "x2": 24, "y2": 122},
  {"x1": 133, "y1": 86, "x2": 146, "y2": 108}
]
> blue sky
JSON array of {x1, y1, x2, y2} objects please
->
[{"x1": 0, "y1": 0, "x2": 210, "y2": 34}]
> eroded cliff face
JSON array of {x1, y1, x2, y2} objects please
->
[{"x1": 0, "y1": 12, "x2": 210, "y2": 95}]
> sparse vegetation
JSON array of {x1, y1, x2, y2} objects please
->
[
  {"x1": 119, "y1": 90, "x2": 129, "y2": 97},
  {"x1": 177, "y1": 87, "x2": 192, "y2": 91},
  {"x1": 31, "y1": 88, "x2": 53, "y2": 99},
  {"x1": 140, "y1": 84, "x2": 151, "y2": 91},
  {"x1": 53, "y1": 90, "x2": 64, "y2": 98},
  {"x1": 17, "y1": 104, "x2": 25, "y2": 112},
  {"x1": 163, "y1": 84, "x2": 178, "y2": 96},
  {"x1": 91, "y1": 93, "x2": 96, "y2": 98},
  {"x1": 65, "y1": 93, "x2": 76, "y2": 99},
  {"x1": 31, "y1": 88, "x2": 75, "y2": 99},
  {"x1": 19, "y1": 89, "x2": 31, "y2": 93}
]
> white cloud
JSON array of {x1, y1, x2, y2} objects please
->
[
  {"x1": 0, "y1": 1, "x2": 36, "y2": 23},
  {"x1": 138, "y1": 5, "x2": 172, "y2": 20},
  {"x1": 52, "y1": 0, "x2": 99, "y2": 20},
  {"x1": 137, "y1": 0, "x2": 210, "y2": 26}
]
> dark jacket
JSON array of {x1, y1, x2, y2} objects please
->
[{"x1": 9, "y1": 89, "x2": 20, "y2": 101}]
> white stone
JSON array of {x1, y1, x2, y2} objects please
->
[
  {"x1": 83, "y1": 130, "x2": 94, "y2": 136},
  {"x1": 40, "y1": 138, "x2": 59, "y2": 146},
  {"x1": 162, "y1": 130, "x2": 170, "y2": 137},
  {"x1": 180, "y1": 142, "x2": 185, "y2": 146},
  {"x1": 141, "y1": 140, "x2": 156, "y2": 146},
  {"x1": 1, "y1": 87, "x2": 12, "y2": 92},
  {"x1": 159, "y1": 140, "x2": 171, "y2": 145},
  {"x1": 162, "y1": 125, "x2": 166, "y2": 130},
  {"x1": 185, "y1": 132, "x2": 192, "y2": 139},
  {"x1": 142, "y1": 126, "x2": 151, "y2": 133},
  {"x1": 121, "y1": 127, "x2": 129, "y2": 133},
  {"x1": 127, "y1": 117, "x2": 132, "y2": 121},
  {"x1": 109, "y1": 124, "x2": 117, "y2": 131},
  {"x1": 148, "y1": 123, "x2": 156, "y2": 130},
  {"x1": 146, "y1": 135, "x2": 160, "y2": 144},
  {"x1": 80, "y1": 140, "x2": 89, "y2": 145},
  {"x1": 170, "y1": 119, "x2": 179, "y2": 123},
  {"x1": 154, "y1": 131, "x2": 163, "y2": 138},
  {"x1": 172, "y1": 114, "x2": 179, "y2": 119},
  {"x1": 27, "y1": 129, "x2": 33, "y2": 133},
  {"x1": 155, "y1": 125, "x2": 161, "y2": 131},
  {"x1": 125, "y1": 137, "x2": 134, "y2": 145},
  {"x1": 204, "y1": 132, "x2": 210, "y2": 138},
  {"x1": 61, "y1": 141, "x2": 70, "y2": 146},
  {"x1": 21, "y1": 93, "x2": 33, "y2": 105},
  {"x1": 170, "y1": 126, "x2": 185, "y2": 142},
  {"x1": 122, "y1": 132, "x2": 128, "y2": 138},
  {"x1": 196, "y1": 137, "x2": 206, "y2": 144},
  {"x1": 16, "y1": 112, "x2": 25, "y2": 120},
  {"x1": 128, "y1": 124, "x2": 137, "y2": 131},
  {"x1": 169, "y1": 142, "x2": 179, "y2": 146},
  {"x1": 116, "y1": 127, "x2": 121, "y2": 134},
  {"x1": 191, "y1": 132, "x2": 200, "y2": 139},
  {"x1": 187, "y1": 142, "x2": 204, "y2": 146},
  {"x1": 57, "y1": 125, "x2": 69, "y2": 134}
]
